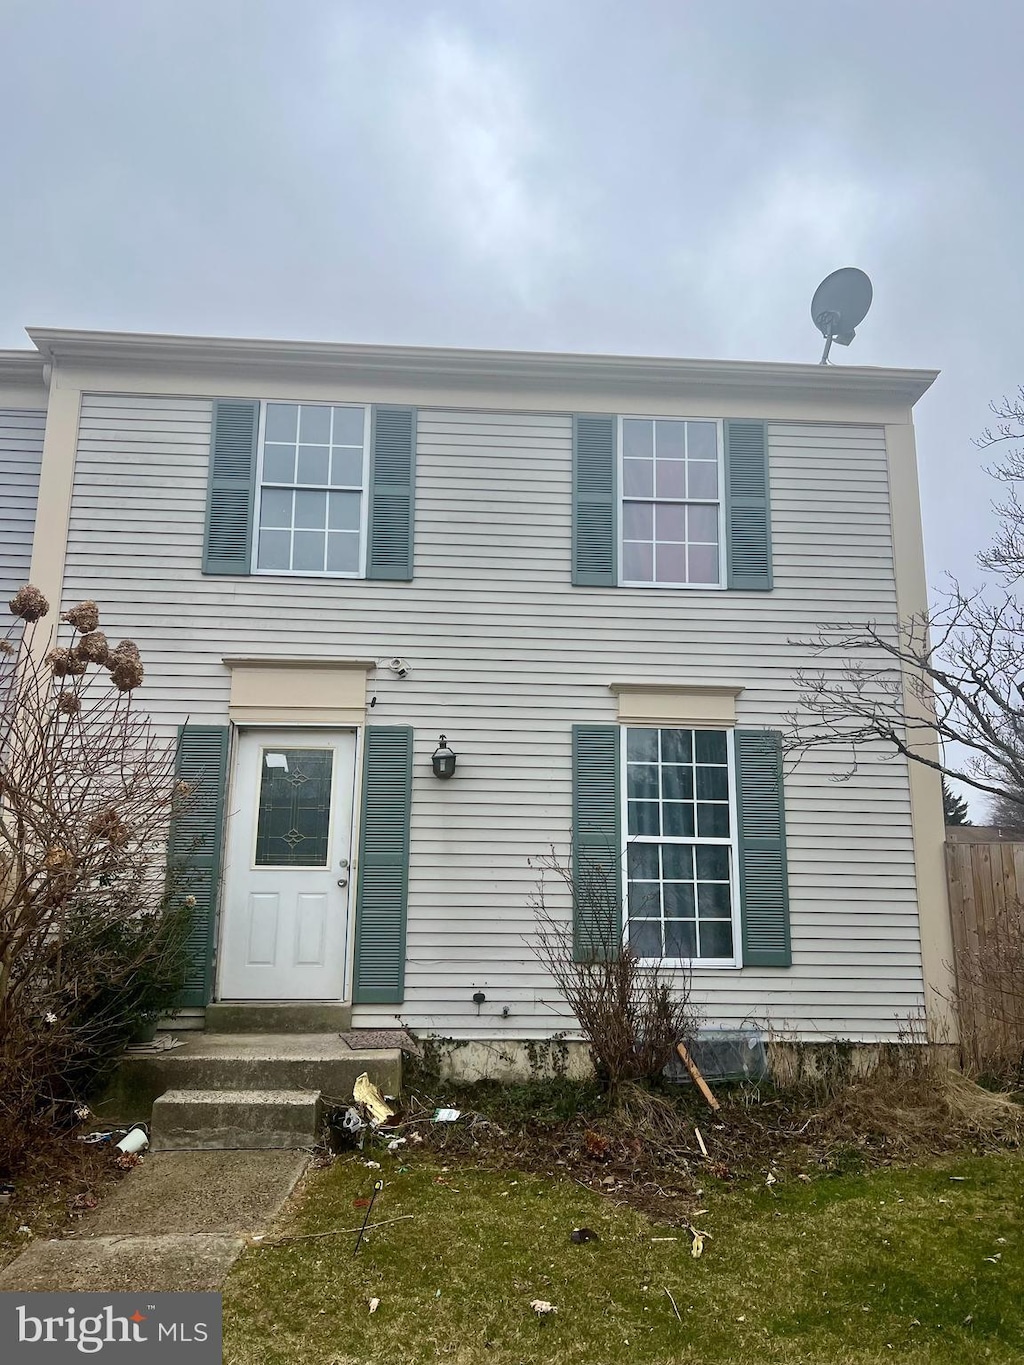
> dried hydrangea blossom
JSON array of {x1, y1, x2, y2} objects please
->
[
  {"x1": 109, "y1": 656, "x2": 144, "y2": 692},
  {"x1": 0, "y1": 639, "x2": 14, "y2": 656},
  {"x1": 47, "y1": 648, "x2": 88, "y2": 678},
  {"x1": 183, "y1": 894, "x2": 197, "y2": 909},
  {"x1": 88, "y1": 807, "x2": 129, "y2": 846},
  {"x1": 61, "y1": 600, "x2": 100, "y2": 633},
  {"x1": 57, "y1": 691, "x2": 82, "y2": 716},
  {"x1": 8, "y1": 585, "x2": 49, "y2": 621},
  {"x1": 74, "y1": 630, "x2": 109, "y2": 665},
  {"x1": 44, "y1": 846, "x2": 74, "y2": 871},
  {"x1": 174, "y1": 779, "x2": 194, "y2": 799},
  {"x1": 107, "y1": 639, "x2": 141, "y2": 664}
]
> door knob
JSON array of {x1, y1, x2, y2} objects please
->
[{"x1": 337, "y1": 877, "x2": 348, "y2": 888}]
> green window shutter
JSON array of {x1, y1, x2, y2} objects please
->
[
  {"x1": 735, "y1": 728, "x2": 791, "y2": 967},
  {"x1": 571, "y1": 724, "x2": 622, "y2": 960},
  {"x1": 572, "y1": 415, "x2": 617, "y2": 586},
  {"x1": 203, "y1": 399, "x2": 259, "y2": 575},
  {"x1": 725, "y1": 420, "x2": 772, "y2": 590},
  {"x1": 168, "y1": 725, "x2": 230, "y2": 1007},
  {"x1": 367, "y1": 406, "x2": 416, "y2": 581},
  {"x1": 353, "y1": 726, "x2": 413, "y2": 1002}
]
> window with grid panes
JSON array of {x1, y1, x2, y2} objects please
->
[
  {"x1": 255, "y1": 402, "x2": 368, "y2": 575},
  {"x1": 624, "y1": 727, "x2": 736, "y2": 962},
  {"x1": 620, "y1": 418, "x2": 722, "y2": 587}
]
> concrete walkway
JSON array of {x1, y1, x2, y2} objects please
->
[{"x1": 0, "y1": 1150, "x2": 307, "y2": 1292}]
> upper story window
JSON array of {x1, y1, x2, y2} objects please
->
[
  {"x1": 619, "y1": 418, "x2": 723, "y2": 588},
  {"x1": 253, "y1": 402, "x2": 369, "y2": 576},
  {"x1": 623, "y1": 725, "x2": 738, "y2": 965}
]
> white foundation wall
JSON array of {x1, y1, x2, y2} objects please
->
[{"x1": 60, "y1": 393, "x2": 923, "y2": 1041}]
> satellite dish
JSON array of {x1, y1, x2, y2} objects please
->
[{"x1": 811, "y1": 267, "x2": 873, "y2": 364}]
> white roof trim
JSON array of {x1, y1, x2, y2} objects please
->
[{"x1": 25, "y1": 327, "x2": 938, "y2": 406}]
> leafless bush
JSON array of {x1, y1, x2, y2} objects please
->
[
  {"x1": 0, "y1": 587, "x2": 192, "y2": 1169},
  {"x1": 530, "y1": 848, "x2": 700, "y2": 1093}
]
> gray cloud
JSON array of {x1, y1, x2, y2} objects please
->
[{"x1": 2, "y1": 0, "x2": 1021, "y2": 588}]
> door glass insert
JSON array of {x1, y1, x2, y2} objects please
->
[{"x1": 254, "y1": 748, "x2": 333, "y2": 867}]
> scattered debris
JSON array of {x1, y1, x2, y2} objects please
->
[
  {"x1": 664, "y1": 1287, "x2": 683, "y2": 1323},
  {"x1": 694, "y1": 1127, "x2": 709, "y2": 1158},
  {"x1": 354, "y1": 1179, "x2": 384, "y2": 1255},
  {"x1": 364, "y1": 1160, "x2": 381, "y2": 1170},
  {"x1": 651, "y1": 1237, "x2": 678, "y2": 1243},
  {"x1": 984, "y1": 1253, "x2": 1002, "y2": 1263},
  {"x1": 256, "y1": 1215, "x2": 415, "y2": 1248},
  {"x1": 530, "y1": 1300, "x2": 556, "y2": 1315},
  {"x1": 0, "y1": 1181, "x2": 15, "y2": 1205},
  {"x1": 333, "y1": 1106, "x2": 367, "y2": 1148},
  {"x1": 114, "y1": 1125, "x2": 149, "y2": 1156},
  {"x1": 584, "y1": 1130, "x2": 611, "y2": 1161},
  {"x1": 765, "y1": 1171, "x2": 778, "y2": 1187},
  {"x1": 687, "y1": 1224, "x2": 710, "y2": 1258},
  {"x1": 387, "y1": 1137, "x2": 407, "y2": 1153},
  {"x1": 570, "y1": 1227, "x2": 599, "y2": 1244},
  {"x1": 675, "y1": 1041, "x2": 721, "y2": 1112},
  {"x1": 368, "y1": 1298, "x2": 380, "y2": 1314},
  {"x1": 432, "y1": 1108, "x2": 461, "y2": 1123},
  {"x1": 353, "y1": 1073, "x2": 396, "y2": 1127}
]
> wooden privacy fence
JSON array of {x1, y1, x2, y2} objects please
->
[{"x1": 945, "y1": 827, "x2": 1024, "y2": 1073}]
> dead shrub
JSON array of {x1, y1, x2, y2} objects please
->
[
  {"x1": 530, "y1": 848, "x2": 700, "y2": 1094},
  {"x1": 0, "y1": 590, "x2": 193, "y2": 1170}
]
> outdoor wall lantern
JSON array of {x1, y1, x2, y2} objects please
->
[{"x1": 431, "y1": 735, "x2": 457, "y2": 780}]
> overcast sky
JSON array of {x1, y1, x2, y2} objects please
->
[{"x1": 2, "y1": 0, "x2": 1022, "y2": 592}]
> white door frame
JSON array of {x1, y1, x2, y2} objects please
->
[{"x1": 215, "y1": 725, "x2": 359, "y2": 1002}]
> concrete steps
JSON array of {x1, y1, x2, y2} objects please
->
[
  {"x1": 97, "y1": 1032, "x2": 403, "y2": 1138},
  {"x1": 152, "y1": 1088, "x2": 322, "y2": 1151}
]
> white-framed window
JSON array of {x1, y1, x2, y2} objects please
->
[
  {"x1": 253, "y1": 401, "x2": 370, "y2": 576},
  {"x1": 619, "y1": 417, "x2": 724, "y2": 589},
  {"x1": 622, "y1": 725, "x2": 739, "y2": 966}
]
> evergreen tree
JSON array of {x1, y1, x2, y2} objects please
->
[{"x1": 943, "y1": 779, "x2": 971, "y2": 826}]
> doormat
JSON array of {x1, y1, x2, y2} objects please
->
[{"x1": 339, "y1": 1029, "x2": 424, "y2": 1058}]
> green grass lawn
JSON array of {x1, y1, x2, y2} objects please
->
[{"x1": 222, "y1": 1151, "x2": 1024, "y2": 1364}]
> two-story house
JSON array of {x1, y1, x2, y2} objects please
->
[{"x1": 1, "y1": 328, "x2": 954, "y2": 1073}]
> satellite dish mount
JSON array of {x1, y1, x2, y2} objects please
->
[{"x1": 811, "y1": 267, "x2": 873, "y2": 364}]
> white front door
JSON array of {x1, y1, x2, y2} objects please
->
[{"x1": 219, "y1": 729, "x2": 356, "y2": 1000}]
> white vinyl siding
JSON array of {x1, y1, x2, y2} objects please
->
[
  {"x1": 61, "y1": 397, "x2": 922, "y2": 1041},
  {"x1": 0, "y1": 408, "x2": 45, "y2": 605}
]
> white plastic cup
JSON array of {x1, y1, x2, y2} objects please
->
[{"x1": 115, "y1": 1125, "x2": 149, "y2": 1155}]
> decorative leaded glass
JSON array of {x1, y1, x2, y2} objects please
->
[{"x1": 254, "y1": 749, "x2": 334, "y2": 867}]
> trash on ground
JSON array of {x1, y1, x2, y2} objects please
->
[
  {"x1": 0, "y1": 1181, "x2": 15, "y2": 1204},
  {"x1": 675, "y1": 1041, "x2": 721, "y2": 1111},
  {"x1": 387, "y1": 1137, "x2": 407, "y2": 1152},
  {"x1": 432, "y1": 1108, "x2": 461, "y2": 1123},
  {"x1": 530, "y1": 1300, "x2": 556, "y2": 1315},
  {"x1": 368, "y1": 1298, "x2": 380, "y2": 1314},
  {"x1": 114, "y1": 1125, "x2": 149, "y2": 1156},
  {"x1": 694, "y1": 1126, "x2": 709, "y2": 1158},
  {"x1": 353, "y1": 1073, "x2": 396, "y2": 1127},
  {"x1": 688, "y1": 1224, "x2": 709, "y2": 1258},
  {"x1": 364, "y1": 1160, "x2": 381, "y2": 1170},
  {"x1": 765, "y1": 1170, "x2": 777, "y2": 1186},
  {"x1": 570, "y1": 1227, "x2": 599, "y2": 1243},
  {"x1": 77, "y1": 1130, "x2": 119, "y2": 1145}
]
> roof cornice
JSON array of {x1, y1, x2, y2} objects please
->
[
  {"x1": 0, "y1": 349, "x2": 46, "y2": 382},
  {"x1": 24, "y1": 327, "x2": 938, "y2": 407}
]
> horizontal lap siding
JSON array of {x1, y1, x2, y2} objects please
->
[
  {"x1": 62, "y1": 399, "x2": 922, "y2": 1041},
  {"x1": 0, "y1": 409, "x2": 45, "y2": 603}
]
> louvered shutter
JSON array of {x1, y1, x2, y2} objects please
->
[
  {"x1": 168, "y1": 725, "x2": 230, "y2": 1006},
  {"x1": 572, "y1": 415, "x2": 617, "y2": 586},
  {"x1": 735, "y1": 729, "x2": 791, "y2": 966},
  {"x1": 725, "y1": 420, "x2": 772, "y2": 590},
  {"x1": 203, "y1": 400, "x2": 259, "y2": 575},
  {"x1": 352, "y1": 727, "x2": 413, "y2": 1002},
  {"x1": 367, "y1": 406, "x2": 416, "y2": 581},
  {"x1": 571, "y1": 724, "x2": 622, "y2": 960}
]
